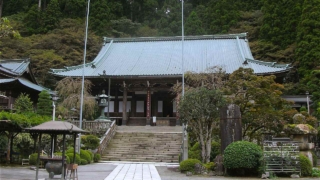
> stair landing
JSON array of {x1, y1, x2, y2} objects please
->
[{"x1": 117, "y1": 125, "x2": 183, "y2": 133}]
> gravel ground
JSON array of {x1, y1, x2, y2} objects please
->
[
  {"x1": 0, "y1": 163, "x2": 317, "y2": 180},
  {"x1": 156, "y1": 166, "x2": 317, "y2": 180},
  {"x1": 0, "y1": 163, "x2": 116, "y2": 180}
]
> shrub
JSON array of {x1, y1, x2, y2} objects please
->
[
  {"x1": 188, "y1": 142, "x2": 201, "y2": 161},
  {"x1": 80, "y1": 159, "x2": 88, "y2": 165},
  {"x1": 80, "y1": 149, "x2": 91, "y2": 164},
  {"x1": 86, "y1": 150, "x2": 94, "y2": 161},
  {"x1": 179, "y1": 159, "x2": 201, "y2": 173},
  {"x1": 93, "y1": 153, "x2": 101, "y2": 162},
  {"x1": 223, "y1": 141, "x2": 262, "y2": 176},
  {"x1": 81, "y1": 135, "x2": 100, "y2": 150},
  {"x1": 29, "y1": 153, "x2": 38, "y2": 165},
  {"x1": 210, "y1": 141, "x2": 220, "y2": 162},
  {"x1": 66, "y1": 153, "x2": 81, "y2": 164},
  {"x1": 311, "y1": 151, "x2": 317, "y2": 167},
  {"x1": 203, "y1": 162, "x2": 215, "y2": 171},
  {"x1": 188, "y1": 141, "x2": 220, "y2": 162},
  {"x1": 312, "y1": 168, "x2": 320, "y2": 177},
  {"x1": 54, "y1": 152, "x2": 70, "y2": 164},
  {"x1": 300, "y1": 154, "x2": 312, "y2": 177}
]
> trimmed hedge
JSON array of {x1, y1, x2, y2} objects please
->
[
  {"x1": 80, "y1": 149, "x2": 91, "y2": 164},
  {"x1": 179, "y1": 159, "x2": 201, "y2": 173},
  {"x1": 93, "y1": 153, "x2": 101, "y2": 162},
  {"x1": 66, "y1": 153, "x2": 81, "y2": 164},
  {"x1": 29, "y1": 153, "x2": 38, "y2": 165},
  {"x1": 300, "y1": 154, "x2": 312, "y2": 177},
  {"x1": 80, "y1": 159, "x2": 88, "y2": 165},
  {"x1": 223, "y1": 141, "x2": 262, "y2": 176}
]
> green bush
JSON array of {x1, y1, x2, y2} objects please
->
[
  {"x1": 86, "y1": 150, "x2": 94, "y2": 161},
  {"x1": 29, "y1": 153, "x2": 38, "y2": 165},
  {"x1": 66, "y1": 153, "x2": 81, "y2": 164},
  {"x1": 300, "y1": 154, "x2": 312, "y2": 177},
  {"x1": 311, "y1": 151, "x2": 317, "y2": 167},
  {"x1": 80, "y1": 149, "x2": 91, "y2": 164},
  {"x1": 80, "y1": 159, "x2": 88, "y2": 165},
  {"x1": 210, "y1": 141, "x2": 220, "y2": 161},
  {"x1": 81, "y1": 135, "x2": 100, "y2": 150},
  {"x1": 223, "y1": 141, "x2": 262, "y2": 176},
  {"x1": 93, "y1": 153, "x2": 101, "y2": 162},
  {"x1": 188, "y1": 141, "x2": 220, "y2": 162},
  {"x1": 188, "y1": 142, "x2": 201, "y2": 161},
  {"x1": 54, "y1": 152, "x2": 70, "y2": 164},
  {"x1": 179, "y1": 159, "x2": 201, "y2": 173},
  {"x1": 312, "y1": 168, "x2": 320, "y2": 177},
  {"x1": 203, "y1": 162, "x2": 215, "y2": 171}
]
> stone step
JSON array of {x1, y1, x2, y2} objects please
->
[
  {"x1": 102, "y1": 130, "x2": 182, "y2": 163},
  {"x1": 101, "y1": 158, "x2": 179, "y2": 163}
]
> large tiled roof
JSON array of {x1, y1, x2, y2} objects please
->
[{"x1": 51, "y1": 33, "x2": 290, "y2": 77}]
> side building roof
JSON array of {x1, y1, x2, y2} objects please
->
[
  {"x1": 51, "y1": 33, "x2": 290, "y2": 78},
  {"x1": 0, "y1": 59, "x2": 54, "y2": 94}
]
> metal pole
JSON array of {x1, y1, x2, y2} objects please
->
[
  {"x1": 52, "y1": 99, "x2": 55, "y2": 157},
  {"x1": 107, "y1": 78, "x2": 111, "y2": 118},
  {"x1": 307, "y1": 92, "x2": 310, "y2": 114},
  {"x1": 181, "y1": 0, "x2": 188, "y2": 161},
  {"x1": 79, "y1": 0, "x2": 90, "y2": 152}
]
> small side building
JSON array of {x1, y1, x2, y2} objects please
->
[{"x1": 0, "y1": 59, "x2": 54, "y2": 111}]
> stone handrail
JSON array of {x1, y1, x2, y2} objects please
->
[
  {"x1": 68, "y1": 119, "x2": 118, "y2": 133},
  {"x1": 97, "y1": 121, "x2": 116, "y2": 155}
]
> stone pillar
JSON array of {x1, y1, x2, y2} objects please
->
[
  {"x1": 146, "y1": 89, "x2": 151, "y2": 126},
  {"x1": 220, "y1": 104, "x2": 242, "y2": 153},
  {"x1": 122, "y1": 88, "x2": 127, "y2": 125}
]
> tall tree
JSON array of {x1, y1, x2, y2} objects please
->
[
  {"x1": 15, "y1": 93, "x2": 34, "y2": 113},
  {"x1": 0, "y1": 0, "x2": 3, "y2": 18},
  {"x1": 224, "y1": 68, "x2": 293, "y2": 140},
  {"x1": 205, "y1": 0, "x2": 239, "y2": 34},
  {"x1": 55, "y1": 77, "x2": 96, "y2": 119},
  {"x1": 178, "y1": 87, "x2": 226, "y2": 163},
  {"x1": 37, "y1": 90, "x2": 52, "y2": 116},
  {"x1": 296, "y1": 0, "x2": 320, "y2": 78},
  {"x1": 185, "y1": 11, "x2": 205, "y2": 35},
  {"x1": 260, "y1": 0, "x2": 303, "y2": 48}
]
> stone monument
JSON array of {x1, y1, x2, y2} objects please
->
[{"x1": 219, "y1": 104, "x2": 242, "y2": 153}]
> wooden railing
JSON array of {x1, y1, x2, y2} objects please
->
[{"x1": 97, "y1": 121, "x2": 117, "y2": 155}]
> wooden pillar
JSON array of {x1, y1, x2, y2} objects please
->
[
  {"x1": 176, "y1": 94, "x2": 181, "y2": 126},
  {"x1": 146, "y1": 88, "x2": 151, "y2": 126},
  {"x1": 35, "y1": 133, "x2": 42, "y2": 180},
  {"x1": 73, "y1": 134, "x2": 76, "y2": 163},
  {"x1": 122, "y1": 87, "x2": 127, "y2": 125},
  {"x1": 61, "y1": 134, "x2": 66, "y2": 180},
  {"x1": 132, "y1": 94, "x2": 136, "y2": 117}
]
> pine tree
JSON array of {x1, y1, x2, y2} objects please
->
[
  {"x1": 296, "y1": 0, "x2": 320, "y2": 77},
  {"x1": 15, "y1": 93, "x2": 33, "y2": 113},
  {"x1": 37, "y1": 90, "x2": 52, "y2": 116},
  {"x1": 185, "y1": 11, "x2": 205, "y2": 35}
]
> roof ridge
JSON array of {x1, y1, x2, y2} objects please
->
[{"x1": 103, "y1": 33, "x2": 247, "y2": 43}]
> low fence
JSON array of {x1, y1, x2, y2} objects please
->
[{"x1": 97, "y1": 121, "x2": 117, "y2": 155}]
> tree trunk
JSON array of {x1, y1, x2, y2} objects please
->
[
  {"x1": 0, "y1": 0, "x2": 3, "y2": 19},
  {"x1": 205, "y1": 136, "x2": 212, "y2": 163},
  {"x1": 6, "y1": 132, "x2": 12, "y2": 164},
  {"x1": 38, "y1": 0, "x2": 41, "y2": 11}
]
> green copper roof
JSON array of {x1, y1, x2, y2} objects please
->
[{"x1": 51, "y1": 33, "x2": 290, "y2": 77}]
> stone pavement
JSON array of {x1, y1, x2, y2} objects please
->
[{"x1": 104, "y1": 164, "x2": 161, "y2": 180}]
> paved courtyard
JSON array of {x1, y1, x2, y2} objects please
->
[{"x1": 0, "y1": 162, "x2": 316, "y2": 180}]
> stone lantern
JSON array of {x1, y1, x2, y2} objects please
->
[{"x1": 95, "y1": 90, "x2": 110, "y2": 122}]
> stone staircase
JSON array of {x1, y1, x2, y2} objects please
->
[{"x1": 101, "y1": 126, "x2": 183, "y2": 163}]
